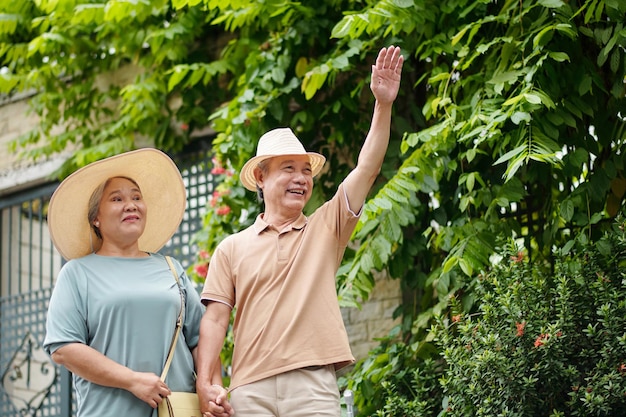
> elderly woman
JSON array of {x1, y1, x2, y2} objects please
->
[{"x1": 43, "y1": 149, "x2": 232, "y2": 417}]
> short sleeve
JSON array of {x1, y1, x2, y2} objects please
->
[{"x1": 43, "y1": 261, "x2": 89, "y2": 355}]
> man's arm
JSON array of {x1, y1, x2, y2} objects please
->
[
  {"x1": 343, "y1": 45, "x2": 404, "y2": 212},
  {"x1": 196, "y1": 301, "x2": 234, "y2": 416}
]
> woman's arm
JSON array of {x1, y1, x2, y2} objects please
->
[{"x1": 51, "y1": 342, "x2": 171, "y2": 409}]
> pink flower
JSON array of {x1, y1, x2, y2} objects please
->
[
  {"x1": 211, "y1": 158, "x2": 226, "y2": 175},
  {"x1": 510, "y1": 251, "x2": 524, "y2": 263},
  {"x1": 198, "y1": 250, "x2": 210, "y2": 260}
]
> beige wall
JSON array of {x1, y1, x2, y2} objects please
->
[{"x1": 0, "y1": 94, "x2": 67, "y2": 197}]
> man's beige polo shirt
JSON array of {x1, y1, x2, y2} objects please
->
[{"x1": 201, "y1": 183, "x2": 359, "y2": 390}]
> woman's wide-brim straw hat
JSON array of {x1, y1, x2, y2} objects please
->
[
  {"x1": 47, "y1": 148, "x2": 186, "y2": 260},
  {"x1": 240, "y1": 127, "x2": 326, "y2": 191}
]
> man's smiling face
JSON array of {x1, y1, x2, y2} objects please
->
[{"x1": 259, "y1": 154, "x2": 313, "y2": 214}]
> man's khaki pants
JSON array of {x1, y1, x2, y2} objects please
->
[{"x1": 229, "y1": 365, "x2": 341, "y2": 416}]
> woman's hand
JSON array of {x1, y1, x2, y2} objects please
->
[{"x1": 126, "y1": 371, "x2": 171, "y2": 408}]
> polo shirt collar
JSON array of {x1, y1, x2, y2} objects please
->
[{"x1": 253, "y1": 212, "x2": 308, "y2": 234}]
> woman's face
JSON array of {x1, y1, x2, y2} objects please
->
[{"x1": 93, "y1": 177, "x2": 147, "y2": 247}]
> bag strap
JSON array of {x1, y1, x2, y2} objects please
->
[{"x1": 160, "y1": 255, "x2": 184, "y2": 381}]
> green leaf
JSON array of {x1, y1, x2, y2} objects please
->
[
  {"x1": 538, "y1": 0, "x2": 565, "y2": 8},
  {"x1": 494, "y1": 145, "x2": 526, "y2": 165},
  {"x1": 560, "y1": 199, "x2": 574, "y2": 221},
  {"x1": 548, "y1": 51, "x2": 570, "y2": 62},
  {"x1": 167, "y1": 66, "x2": 189, "y2": 91},
  {"x1": 511, "y1": 111, "x2": 531, "y2": 125},
  {"x1": 524, "y1": 93, "x2": 542, "y2": 104},
  {"x1": 331, "y1": 16, "x2": 354, "y2": 39}
]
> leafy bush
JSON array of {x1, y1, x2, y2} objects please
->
[
  {"x1": 340, "y1": 331, "x2": 444, "y2": 417},
  {"x1": 347, "y1": 218, "x2": 626, "y2": 416},
  {"x1": 434, "y1": 222, "x2": 626, "y2": 416}
]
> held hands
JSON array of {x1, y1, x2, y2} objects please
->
[
  {"x1": 370, "y1": 45, "x2": 404, "y2": 105},
  {"x1": 197, "y1": 382, "x2": 235, "y2": 417}
]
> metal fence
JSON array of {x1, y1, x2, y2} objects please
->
[{"x1": 0, "y1": 149, "x2": 216, "y2": 417}]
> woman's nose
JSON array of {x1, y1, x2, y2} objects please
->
[{"x1": 124, "y1": 201, "x2": 137, "y2": 210}]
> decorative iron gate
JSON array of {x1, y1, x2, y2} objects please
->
[{"x1": 0, "y1": 149, "x2": 216, "y2": 417}]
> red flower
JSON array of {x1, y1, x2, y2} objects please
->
[
  {"x1": 194, "y1": 263, "x2": 208, "y2": 278},
  {"x1": 216, "y1": 205, "x2": 231, "y2": 216},
  {"x1": 198, "y1": 250, "x2": 210, "y2": 260},
  {"x1": 516, "y1": 322, "x2": 525, "y2": 337},
  {"x1": 534, "y1": 333, "x2": 548, "y2": 348}
]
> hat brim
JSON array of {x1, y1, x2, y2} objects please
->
[
  {"x1": 240, "y1": 152, "x2": 326, "y2": 191},
  {"x1": 48, "y1": 148, "x2": 186, "y2": 260}
]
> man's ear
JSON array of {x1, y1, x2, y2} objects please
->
[{"x1": 253, "y1": 166, "x2": 264, "y2": 188}]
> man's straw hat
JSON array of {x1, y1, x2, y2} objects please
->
[
  {"x1": 47, "y1": 148, "x2": 186, "y2": 260},
  {"x1": 239, "y1": 127, "x2": 326, "y2": 191}
]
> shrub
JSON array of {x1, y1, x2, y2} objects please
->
[
  {"x1": 346, "y1": 218, "x2": 626, "y2": 416},
  {"x1": 434, "y1": 221, "x2": 626, "y2": 416},
  {"x1": 340, "y1": 332, "x2": 444, "y2": 417}
]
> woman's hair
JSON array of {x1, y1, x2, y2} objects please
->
[{"x1": 88, "y1": 176, "x2": 140, "y2": 239}]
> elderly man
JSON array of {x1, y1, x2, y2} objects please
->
[{"x1": 197, "y1": 45, "x2": 404, "y2": 417}]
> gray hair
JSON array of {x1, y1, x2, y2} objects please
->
[
  {"x1": 87, "y1": 176, "x2": 140, "y2": 239},
  {"x1": 254, "y1": 160, "x2": 270, "y2": 202}
]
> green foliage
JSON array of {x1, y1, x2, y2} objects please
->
[
  {"x1": 348, "y1": 217, "x2": 626, "y2": 415},
  {"x1": 340, "y1": 330, "x2": 443, "y2": 416},
  {"x1": 433, "y1": 218, "x2": 626, "y2": 416},
  {"x1": 2, "y1": 0, "x2": 626, "y2": 413}
]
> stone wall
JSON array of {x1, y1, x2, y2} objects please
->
[{"x1": 342, "y1": 271, "x2": 401, "y2": 360}]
